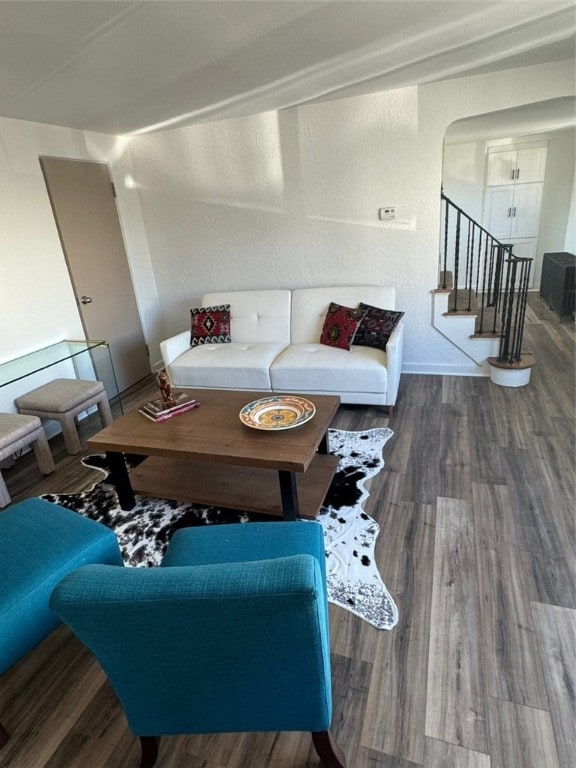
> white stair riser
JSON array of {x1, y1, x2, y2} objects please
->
[{"x1": 433, "y1": 292, "x2": 500, "y2": 366}]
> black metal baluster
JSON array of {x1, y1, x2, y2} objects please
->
[
  {"x1": 439, "y1": 192, "x2": 532, "y2": 365},
  {"x1": 452, "y1": 210, "x2": 461, "y2": 312},
  {"x1": 442, "y1": 197, "x2": 449, "y2": 290}
]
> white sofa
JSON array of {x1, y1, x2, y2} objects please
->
[{"x1": 160, "y1": 286, "x2": 404, "y2": 407}]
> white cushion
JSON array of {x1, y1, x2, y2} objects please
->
[
  {"x1": 202, "y1": 290, "x2": 291, "y2": 344},
  {"x1": 169, "y1": 343, "x2": 287, "y2": 390},
  {"x1": 291, "y1": 286, "x2": 396, "y2": 344},
  {"x1": 270, "y1": 343, "x2": 387, "y2": 394}
]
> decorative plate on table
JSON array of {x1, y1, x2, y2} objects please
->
[{"x1": 239, "y1": 396, "x2": 316, "y2": 430}]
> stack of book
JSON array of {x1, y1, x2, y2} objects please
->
[{"x1": 138, "y1": 392, "x2": 199, "y2": 423}]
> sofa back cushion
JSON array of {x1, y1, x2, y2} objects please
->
[
  {"x1": 202, "y1": 290, "x2": 291, "y2": 344},
  {"x1": 291, "y1": 287, "x2": 396, "y2": 344}
]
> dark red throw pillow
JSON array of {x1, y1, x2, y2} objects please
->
[
  {"x1": 190, "y1": 305, "x2": 231, "y2": 346},
  {"x1": 320, "y1": 302, "x2": 366, "y2": 350},
  {"x1": 353, "y1": 303, "x2": 404, "y2": 351}
]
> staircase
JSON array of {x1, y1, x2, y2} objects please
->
[{"x1": 433, "y1": 193, "x2": 533, "y2": 377}]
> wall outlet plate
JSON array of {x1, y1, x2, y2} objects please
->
[{"x1": 379, "y1": 206, "x2": 396, "y2": 220}]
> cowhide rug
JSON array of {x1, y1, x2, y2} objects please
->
[{"x1": 41, "y1": 428, "x2": 398, "y2": 630}]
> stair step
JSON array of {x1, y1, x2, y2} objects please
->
[
  {"x1": 439, "y1": 270, "x2": 454, "y2": 289},
  {"x1": 448, "y1": 290, "x2": 480, "y2": 312},
  {"x1": 443, "y1": 290, "x2": 500, "y2": 336},
  {"x1": 432, "y1": 290, "x2": 501, "y2": 365}
]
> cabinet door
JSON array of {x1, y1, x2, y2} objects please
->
[
  {"x1": 486, "y1": 150, "x2": 516, "y2": 185},
  {"x1": 515, "y1": 146, "x2": 547, "y2": 183},
  {"x1": 510, "y1": 184, "x2": 543, "y2": 238},
  {"x1": 486, "y1": 145, "x2": 547, "y2": 185},
  {"x1": 503, "y1": 239, "x2": 537, "y2": 261},
  {"x1": 484, "y1": 186, "x2": 514, "y2": 237}
]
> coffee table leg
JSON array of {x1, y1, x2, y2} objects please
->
[
  {"x1": 278, "y1": 470, "x2": 300, "y2": 521},
  {"x1": 106, "y1": 451, "x2": 135, "y2": 510},
  {"x1": 318, "y1": 430, "x2": 331, "y2": 455}
]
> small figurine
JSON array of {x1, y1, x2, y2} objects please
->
[{"x1": 156, "y1": 370, "x2": 176, "y2": 407}]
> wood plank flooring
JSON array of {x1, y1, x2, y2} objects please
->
[{"x1": 1, "y1": 294, "x2": 574, "y2": 768}]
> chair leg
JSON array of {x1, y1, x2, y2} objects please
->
[
  {"x1": 312, "y1": 730, "x2": 347, "y2": 767},
  {"x1": 0, "y1": 472, "x2": 10, "y2": 508},
  {"x1": 0, "y1": 720, "x2": 9, "y2": 748},
  {"x1": 60, "y1": 413, "x2": 82, "y2": 455},
  {"x1": 139, "y1": 736, "x2": 160, "y2": 768},
  {"x1": 32, "y1": 433, "x2": 55, "y2": 475},
  {"x1": 97, "y1": 394, "x2": 113, "y2": 427}
]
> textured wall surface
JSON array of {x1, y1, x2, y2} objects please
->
[{"x1": 129, "y1": 60, "x2": 574, "y2": 372}]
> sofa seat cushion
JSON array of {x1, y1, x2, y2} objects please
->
[
  {"x1": 270, "y1": 343, "x2": 387, "y2": 394},
  {"x1": 169, "y1": 343, "x2": 288, "y2": 390}
]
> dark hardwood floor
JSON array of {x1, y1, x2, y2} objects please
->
[{"x1": 1, "y1": 294, "x2": 574, "y2": 768}]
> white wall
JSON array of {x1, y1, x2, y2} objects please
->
[
  {"x1": 538, "y1": 128, "x2": 576, "y2": 278},
  {"x1": 442, "y1": 142, "x2": 486, "y2": 221},
  {"x1": 0, "y1": 118, "x2": 159, "y2": 412},
  {"x1": 129, "y1": 59, "x2": 574, "y2": 374}
]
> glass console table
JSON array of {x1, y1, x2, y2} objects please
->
[{"x1": 0, "y1": 340, "x2": 122, "y2": 413}]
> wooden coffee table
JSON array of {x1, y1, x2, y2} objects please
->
[{"x1": 87, "y1": 389, "x2": 340, "y2": 520}]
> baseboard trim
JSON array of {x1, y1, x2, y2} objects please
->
[{"x1": 402, "y1": 362, "x2": 489, "y2": 376}]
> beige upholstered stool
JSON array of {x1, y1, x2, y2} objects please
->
[
  {"x1": 0, "y1": 414, "x2": 55, "y2": 507},
  {"x1": 15, "y1": 379, "x2": 113, "y2": 456}
]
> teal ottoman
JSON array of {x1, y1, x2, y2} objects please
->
[{"x1": 0, "y1": 497, "x2": 123, "y2": 747}]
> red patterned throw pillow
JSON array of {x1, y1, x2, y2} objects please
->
[
  {"x1": 353, "y1": 303, "x2": 404, "y2": 351},
  {"x1": 190, "y1": 305, "x2": 231, "y2": 346},
  {"x1": 320, "y1": 302, "x2": 366, "y2": 350}
]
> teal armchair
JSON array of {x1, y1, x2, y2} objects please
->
[
  {"x1": 50, "y1": 521, "x2": 347, "y2": 767},
  {"x1": 0, "y1": 497, "x2": 123, "y2": 748}
]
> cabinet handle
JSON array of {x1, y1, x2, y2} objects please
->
[
  {"x1": 516, "y1": 168, "x2": 520, "y2": 180},
  {"x1": 508, "y1": 207, "x2": 512, "y2": 217},
  {"x1": 512, "y1": 207, "x2": 517, "y2": 217},
  {"x1": 511, "y1": 169, "x2": 515, "y2": 180}
]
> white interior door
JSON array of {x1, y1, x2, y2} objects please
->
[{"x1": 40, "y1": 157, "x2": 151, "y2": 393}]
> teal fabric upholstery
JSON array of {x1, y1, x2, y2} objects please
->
[
  {"x1": 0, "y1": 497, "x2": 124, "y2": 675},
  {"x1": 0, "y1": 496, "x2": 123, "y2": 749},
  {"x1": 162, "y1": 518, "x2": 327, "y2": 580},
  {"x1": 50, "y1": 522, "x2": 333, "y2": 738}
]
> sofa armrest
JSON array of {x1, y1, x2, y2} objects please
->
[
  {"x1": 385, "y1": 321, "x2": 404, "y2": 406},
  {"x1": 160, "y1": 331, "x2": 190, "y2": 369}
]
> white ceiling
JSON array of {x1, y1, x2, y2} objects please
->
[
  {"x1": 0, "y1": 0, "x2": 574, "y2": 136},
  {"x1": 445, "y1": 96, "x2": 576, "y2": 144}
]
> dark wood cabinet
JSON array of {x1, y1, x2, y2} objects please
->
[{"x1": 540, "y1": 252, "x2": 575, "y2": 321}]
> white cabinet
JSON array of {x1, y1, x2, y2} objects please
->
[
  {"x1": 484, "y1": 186, "x2": 515, "y2": 237},
  {"x1": 483, "y1": 141, "x2": 547, "y2": 291},
  {"x1": 486, "y1": 144, "x2": 547, "y2": 186},
  {"x1": 484, "y1": 183, "x2": 543, "y2": 239},
  {"x1": 500, "y1": 239, "x2": 537, "y2": 261},
  {"x1": 484, "y1": 184, "x2": 543, "y2": 240},
  {"x1": 499, "y1": 239, "x2": 538, "y2": 288}
]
